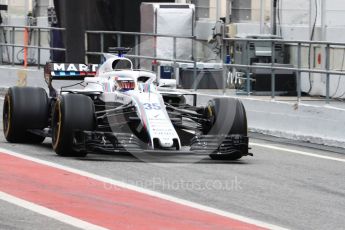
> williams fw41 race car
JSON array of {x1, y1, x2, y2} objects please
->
[{"x1": 2, "y1": 51, "x2": 251, "y2": 160}]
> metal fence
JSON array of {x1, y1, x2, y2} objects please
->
[
  {"x1": 223, "y1": 38, "x2": 345, "y2": 103},
  {"x1": 2, "y1": 25, "x2": 345, "y2": 103},
  {"x1": 0, "y1": 25, "x2": 66, "y2": 68},
  {"x1": 85, "y1": 30, "x2": 345, "y2": 103}
]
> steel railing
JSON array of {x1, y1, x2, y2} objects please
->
[
  {"x1": 0, "y1": 25, "x2": 66, "y2": 68},
  {"x1": 222, "y1": 37, "x2": 345, "y2": 103},
  {"x1": 2, "y1": 25, "x2": 345, "y2": 103},
  {"x1": 85, "y1": 30, "x2": 345, "y2": 103}
]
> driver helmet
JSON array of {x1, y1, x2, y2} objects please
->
[{"x1": 116, "y1": 78, "x2": 135, "y2": 90}]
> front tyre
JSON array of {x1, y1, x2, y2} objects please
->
[
  {"x1": 52, "y1": 94, "x2": 95, "y2": 157},
  {"x1": 204, "y1": 98, "x2": 248, "y2": 160}
]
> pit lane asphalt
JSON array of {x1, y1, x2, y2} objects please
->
[
  {"x1": 0, "y1": 200, "x2": 80, "y2": 230},
  {"x1": 0, "y1": 98, "x2": 345, "y2": 230}
]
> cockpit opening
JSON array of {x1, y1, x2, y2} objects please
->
[{"x1": 112, "y1": 59, "x2": 132, "y2": 70}]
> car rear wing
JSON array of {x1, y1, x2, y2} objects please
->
[{"x1": 44, "y1": 63, "x2": 99, "y2": 80}]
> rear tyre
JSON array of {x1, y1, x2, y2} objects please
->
[
  {"x1": 203, "y1": 98, "x2": 247, "y2": 160},
  {"x1": 3, "y1": 87, "x2": 49, "y2": 143},
  {"x1": 52, "y1": 94, "x2": 95, "y2": 157}
]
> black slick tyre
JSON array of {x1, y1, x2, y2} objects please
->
[
  {"x1": 3, "y1": 87, "x2": 49, "y2": 143},
  {"x1": 51, "y1": 94, "x2": 95, "y2": 157},
  {"x1": 204, "y1": 98, "x2": 247, "y2": 160}
]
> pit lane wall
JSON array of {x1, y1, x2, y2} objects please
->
[{"x1": 1, "y1": 67, "x2": 345, "y2": 149}]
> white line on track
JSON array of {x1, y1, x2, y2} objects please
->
[
  {"x1": 0, "y1": 191, "x2": 107, "y2": 230},
  {"x1": 251, "y1": 142, "x2": 345, "y2": 163},
  {"x1": 0, "y1": 147, "x2": 287, "y2": 230}
]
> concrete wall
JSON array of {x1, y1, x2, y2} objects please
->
[
  {"x1": 36, "y1": 0, "x2": 50, "y2": 16},
  {"x1": 251, "y1": 0, "x2": 271, "y2": 23}
]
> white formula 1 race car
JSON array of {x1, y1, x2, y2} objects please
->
[{"x1": 2, "y1": 49, "x2": 251, "y2": 160}]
